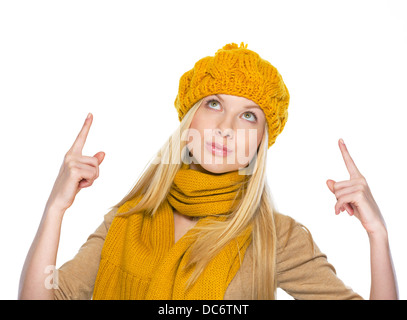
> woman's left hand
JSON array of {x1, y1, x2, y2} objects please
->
[{"x1": 326, "y1": 139, "x2": 386, "y2": 236}]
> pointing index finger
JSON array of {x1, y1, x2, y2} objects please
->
[
  {"x1": 339, "y1": 138, "x2": 362, "y2": 178},
  {"x1": 69, "y1": 113, "x2": 93, "y2": 154}
]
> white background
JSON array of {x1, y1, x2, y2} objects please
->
[{"x1": 1, "y1": 0, "x2": 406, "y2": 300}]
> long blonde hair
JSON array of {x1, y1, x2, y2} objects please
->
[{"x1": 108, "y1": 97, "x2": 279, "y2": 299}]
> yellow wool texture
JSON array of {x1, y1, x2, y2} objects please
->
[
  {"x1": 174, "y1": 42, "x2": 290, "y2": 149},
  {"x1": 93, "y1": 163, "x2": 252, "y2": 299}
]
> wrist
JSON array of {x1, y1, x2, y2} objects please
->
[
  {"x1": 44, "y1": 200, "x2": 67, "y2": 220},
  {"x1": 367, "y1": 223, "x2": 388, "y2": 243}
]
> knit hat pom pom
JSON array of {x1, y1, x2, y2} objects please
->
[{"x1": 221, "y1": 42, "x2": 248, "y2": 51}]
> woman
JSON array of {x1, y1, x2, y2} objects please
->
[{"x1": 18, "y1": 42, "x2": 398, "y2": 300}]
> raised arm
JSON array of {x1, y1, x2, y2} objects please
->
[
  {"x1": 326, "y1": 138, "x2": 398, "y2": 300},
  {"x1": 18, "y1": 113, "x2": 105, "y2": 299}
]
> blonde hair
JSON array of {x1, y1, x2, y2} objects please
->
[{"x1": 108, "y1": 98, "x2": 279, "y2": 299}]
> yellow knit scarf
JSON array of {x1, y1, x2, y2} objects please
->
[{"x1": 92, "y1": 163, "x2": 252, "y2": 300}]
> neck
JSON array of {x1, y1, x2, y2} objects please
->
[
  {"x1": 173, "y1": 208, "x2": 200, "y2": 222},
  {"x1": 189, "y1": 162, "x2": 212, "y2": 174},
  {"x1": 188, "y1": 161, "x2": 231, "y2": 176}
]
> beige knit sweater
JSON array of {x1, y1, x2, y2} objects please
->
[{"x1": 53, "y1": 207, "x2": 363, "y2": 300}]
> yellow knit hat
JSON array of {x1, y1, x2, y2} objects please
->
[{"x1": 174, "y1": 42, "x2": 290, "y2": 149}]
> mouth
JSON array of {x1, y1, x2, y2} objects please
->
[{"x1": 205, "y1": 141, "x2": 233, "y2": 157}]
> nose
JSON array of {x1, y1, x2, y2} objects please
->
[
  {"x1": 215, "y1": 127, "x2": 233, "y2": 139},
  {"x1": 215, "y1": 115, "x2": 234, "y2": 139}
]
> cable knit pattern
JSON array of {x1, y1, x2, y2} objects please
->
[
  {"x1": 92, "y1": 163, "x2": 252, "y2": 300},
  {"x1": 174, "y1": 42, "x2": 290, "y2": 149}
]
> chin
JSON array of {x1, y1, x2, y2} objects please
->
[{"x1": 199, "y1": 163, "x2": 238, "y2": 174}]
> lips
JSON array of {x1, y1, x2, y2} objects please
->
[{"x1": 205, "y1": 141, "x2": 233, "y2": 154}]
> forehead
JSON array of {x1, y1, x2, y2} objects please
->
[{"x1": 206, "y1": 94, "x2": 261, "y2": 109}]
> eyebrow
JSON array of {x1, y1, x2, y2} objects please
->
[{"x1": 213, "y1": 94, "x2": 262, "y2": 110}]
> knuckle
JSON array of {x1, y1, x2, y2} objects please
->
[
  {"x1": 64, "y1": 154, "x2": 72, "y2": 164},
  {"x1": 69, "y1": 167, "x2": 80, "y2": 177},
  {"x1": 357, "y1": 184, "x2": 365, "y2": 192},
  {"x1": 67, "y1": 160, "x2": 77, "y2": 170},
  {"x1": 65, "y1": 155, "x2": 79, "y2": 167},
  {"x1": 356, "y1": 190, "x2": 364, "y2": 200}
]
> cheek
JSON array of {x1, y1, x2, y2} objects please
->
[
  {"x1": 256, "y1": 127, "x2": 264, "y2": 147},
  {"x1": 188, "y1": 110, "x2": 215, "y2": 143},
  {"x1": 187, "y1": 122, "x2": 209, "y2": 151},
  {"x1": 238, "y1": 127, "x2": 262, "y2": 150},
  {"x1": 246, "y1": 136, "x2": 259, "y2": 158}
]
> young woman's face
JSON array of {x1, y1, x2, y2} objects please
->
[{"x1": 187, "y1": 94, "x2": 266, "y2": 174}]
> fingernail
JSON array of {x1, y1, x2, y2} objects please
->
[
  {"x1": 87, "y1": 113, "x2": 91, "y2": 119},
  {"x1": 339, "y1": 138, "x2": 345, "y2": 145}
]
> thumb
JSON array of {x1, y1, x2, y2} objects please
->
[
  {"x1": 93, "y1": 151, "x2": 106, "y2": 165},
  {"x1": 326, "y1": 179, "x2": 336, "y2": 194}
]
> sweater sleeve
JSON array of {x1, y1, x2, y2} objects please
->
[
  {"x1": 275, "y1": 213, "x2": 364, "y2": 300},
  {"x1": 53, "y1": 206, "x2": 117, "y2": 300}
]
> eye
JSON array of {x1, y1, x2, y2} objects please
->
[
  {"x1": 242, "y1": 112, "x2": 258, "y2": 122},
  {"x1": 206, "y1": 99, "x2": 221, "y2": 110},
  {"x1": 205, "y1": 98, "x2": 258, "y2": 123}
]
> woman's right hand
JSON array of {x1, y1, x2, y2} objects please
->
[{"x1": 47, "y1": 113, "x2": 105, "y2": 212}]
